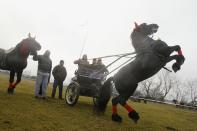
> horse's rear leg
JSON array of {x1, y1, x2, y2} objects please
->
[
  {"x1": 111, "y1": 96, "x2": 122, "y2": 122},
  {"x1": 8, "y1": 71, "x2": 15, "y2": 94},
  {"x1": 118, "y1": 96, "x2": 140, "y2": 123},
  {"x1": 123, "y1": 102, "x2": 140, "y2": 123},
  {"x1": 8, "y1": 71, "x2": 22, "y2": 94},
  {"x1": 13, "y1": 71, "x2": 22, "y2": 88}
]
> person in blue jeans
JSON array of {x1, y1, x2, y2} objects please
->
[
  {"x1": 33, "y1": 50, "x2": 52, "y2": 99},
  {"x1": 51, "y1": 60, "x2": 67, "y2": 99}
]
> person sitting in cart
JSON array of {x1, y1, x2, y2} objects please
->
[
  {"x1": 74, "y1": 54, "x2": 90, "y2": 75},
  {"x1": 89, "y1": 58, "x2": 108, "y2": 81},
  {"x1": 89, "y1": 58, "x2": 98, "y2": 78},
  {"x1": 90, "y1": 58, "x2": 97, "y2": 69},
  {"x1": 97, "y1": 58, "x2": 109, "y2": 75},
  {"x1": 74, "y1": 54, "x2": 89, "y2": 66}
]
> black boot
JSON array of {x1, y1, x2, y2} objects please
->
[
  {"x1": 112, "y1": 114, "x2": 122, "y2": 123},
  {"x1": 128, "y1": 111, "x2": 140, "y2": 123},
  {"x1": 7, "y1": 88, "x2": 14, "y2": 95}
]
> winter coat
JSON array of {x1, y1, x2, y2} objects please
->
[
  {"x1": 52, "y1": 65, "x2": 67, "y2": 82},
  {"x1": 33, "y1": 55, "x2": 52, "y2": 73}
]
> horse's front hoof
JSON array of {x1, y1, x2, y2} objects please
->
[
  {"x1": 112, "y1": 114, "x2": 122, "y2": 123},
  {"x1": 172, "y1": 63, "x2": 180, "y2": 72},
  {"x1": 128, "y1": 111, "x2": 140, "y2": 123},
  {"x1": 7, "y1": 88, "x2": 14, "y2": 95}
]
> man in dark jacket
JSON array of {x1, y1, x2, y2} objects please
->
[
  {"x1": 51, "y1": 60, "x2": 67, "y2": 99},
  {"x1": 33, "y1": 50, "x2": 52, "y2": 99}
]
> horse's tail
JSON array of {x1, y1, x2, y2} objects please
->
[{"x1": 95, "y1": 77, "x2": 113, "y2": 113}]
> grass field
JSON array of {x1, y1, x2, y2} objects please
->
[{"x1": 0, "y1": 74, "x2": 197, "y2": 131}]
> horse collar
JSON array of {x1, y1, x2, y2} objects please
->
[{"x1": 19, "y1": 42, "x2": 29, "y2": 56}]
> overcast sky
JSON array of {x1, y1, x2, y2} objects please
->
[{"x1": 0, "y1": 0, "x2": 197, "y2": 83}]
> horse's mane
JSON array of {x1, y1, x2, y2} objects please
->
[
  {"x1": 6, "y1": 42, "x2": 23, "y2": 55},
  {"x1": 5, "y1": 47, "x2": 15, "y2": 53}
]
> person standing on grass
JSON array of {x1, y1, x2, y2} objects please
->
[
  {"x1": 51, "y1": 60, "x2": 67, "y2": 99},
  {"x1": 33, "y1": 50, "x2": 52, "y2": 99}
]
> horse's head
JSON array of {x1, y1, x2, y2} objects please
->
[
  {"x1": 19, "y1": 33, "x2": 41, "y2": 57},
  {"x1": 134, "y1": 22, "x2": 159, "y2": 36}
]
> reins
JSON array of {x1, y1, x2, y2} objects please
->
[
  {"x1": 106, "y1": 55, "x2": 136, "y2": 76},
  {"x1": 88, "y1": 52, "x2": 136, "y2": 60},
  {"x1": 90, "y1": 52, "x2": 137, "y2": 77},
  {"x1": 82, "y1": 49, "x2": 173, "y2": 79}
]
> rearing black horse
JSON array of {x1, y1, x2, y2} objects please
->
[
  {"x1": 98, "y1": 22, "x2": 185, "y2": 123},
  {"x1": 0, "y1": 33, "x2": 41, "y2": 94}
]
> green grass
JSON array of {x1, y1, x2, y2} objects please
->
[{"x1": 0, "y1": 74, "x2": 197, "y2": 131}]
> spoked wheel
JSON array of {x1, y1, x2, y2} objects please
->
[{"x1": 65, "y1": 82, "x2": 80, "y2": 106}]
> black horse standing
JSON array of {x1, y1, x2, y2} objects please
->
[
  {"x1": 97, "y1": 23, "x2": 185, "y2": 123},
  {"x1": 0, "y1": 33, "x2": 41, "y2": 94}
]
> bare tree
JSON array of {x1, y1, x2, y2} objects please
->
[
  {"x1": 171, "y1": 79, "x2": 182, "y2": 103},
  {"x1": 139, "y1": 77, "x2": 155, "y2": 98},
  {"x1": 148, "y1": 70, "x2": 175, "y2": 100},
  {"x1": 139, "y1": 70, "x2": 184, "y2": 101},
  {"x1": 185, "y1": 80, "x2": 197, "y2": 105},
  {"x1": 180, "y1": 96, "x2": 188, "y2": 105},
  {"x1": 150, "y1": 74, "x2": 163, "y2": 99},
  {"x1": 133, "y1": 90, "x2": 143, "y2": 97},
  {"x1": 159, "y1": 70, "x2": 174, "y2": 100}
]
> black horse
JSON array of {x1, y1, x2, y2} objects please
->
[
  {"x1": 97, "y1": 23, "x2": 185, "y2": 123},
  {"x1": 0, "y1": 33, "x2": 41, "y2": 94}
]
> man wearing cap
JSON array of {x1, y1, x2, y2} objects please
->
[
  {"x1": 97, "y1": 58, "x2": 108, "y2": 74},
  {"x1": 33, "y1": 50, "x2": 52, "y2": 99},
  {"x1": 51, "y1": 60, "x2": 67, "y2": 99},
  {"x1": 74, "y1": 54, "x2": 89, "y2": 66},
  {"x1": 74, "y1": 54, "x2": 89, "y2": 75}
]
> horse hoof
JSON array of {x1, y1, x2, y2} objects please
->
[
  {"x1": 128, "y1": 111, "x2": 140, "y2": 123},
  {"x1": 112, "y1": 114, "x2": 122, "y2": 123},
  {"x1": 172, "y1": 63, "x2": 180, "y2": 72},
  {"x1": 7, "y1": 88, "x2": 14, "y2": 95}
]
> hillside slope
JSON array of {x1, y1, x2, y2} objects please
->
[{"x1": 0, "y1": 74, "x2": 197, "y2": 131}]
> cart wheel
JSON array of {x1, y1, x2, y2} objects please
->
[{"x1": 65, "y1": 82, "x2": 80, "y2": 106}]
